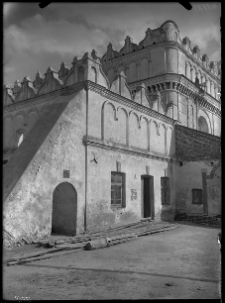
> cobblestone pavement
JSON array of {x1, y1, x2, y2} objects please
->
[{"x1": 3, "y1": 224, "x2": 221, "y2": 300}]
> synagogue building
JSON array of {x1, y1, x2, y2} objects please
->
[{"x1": 3, "y1": 20, "x2": 221, "y2": 248}]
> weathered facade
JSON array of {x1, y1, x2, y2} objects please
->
[{"x1": 3, "y1": 20, "x2": 221, "y2": 248}]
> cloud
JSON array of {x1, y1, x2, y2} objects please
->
[
  {"x1": 188, "y1": 23, "x2": 220, "y2": 50},
  {"x1": 4, "y1": 13, "x2": 116, "y2": 84},
  {"x1": 3, "y1": 3, "x2": 221, "y2": 85},
  {"x1": 210, "y1": 49, "x2": 221, "y2": 61}
]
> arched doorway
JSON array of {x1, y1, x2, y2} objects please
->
[
  {"x1": 52, "y1": 182, "x2": 77, "y2": 236},
  {"x1": 198, "y1": 116, "x2": 209, "y2": 133}
]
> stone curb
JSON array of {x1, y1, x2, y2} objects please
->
[
  {"x1": 6, "y1": 242, "x2": 89, "y2": 266},
  {"x1": 6, "y1": 225, "x2": 179, "y2": 266},
  {"x1": 85, "y1": 233, "x2": 138, "y2": 250}
]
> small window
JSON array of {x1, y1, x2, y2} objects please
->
[
  {"x1": 111, "y1": 172, "x2": 126, "y2": 208},
  {"x1": 192, "y1": 189, "x2": 203, "y2": 204},
  {"x1": 161, "y1": 177, "x2": 170, "y2": 204},
  {"x1": 3, "y1": 160, "x2": 8, "y2": 165}
]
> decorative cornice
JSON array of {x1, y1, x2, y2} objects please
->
[
  {"x1": 102, "y1": 37, "x2": 220, "y2": 82},
  {"x1": 3, "y1": 82, "x2": 85, "y2": 114},
  {"x1": 85, "y1": 80, "x2": 175, "y2": 125},
  {"x1": 83, "y1": 135, "x2": 175, "y2": 163},
  {"x1": 129, "y1": 73, "x2": 220, "y2": 117},
  {"x1": 177, "y1": 42, "x2": 220, "y2": 83}
]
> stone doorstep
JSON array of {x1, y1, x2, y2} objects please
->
[{"x1": 5, "y1": 224, "x2": 178, "y2": 266}]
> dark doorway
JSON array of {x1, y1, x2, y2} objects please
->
[
  {"x1": 141, "y1": 175, "x2": 154, "y2": 218},
  {"x1": 52, "y1": 182, "x2": 77, "y2": 236}
]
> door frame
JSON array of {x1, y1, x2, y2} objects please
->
[{"x1": 141, "y1": 175, "x2": 155, "y2": 219}]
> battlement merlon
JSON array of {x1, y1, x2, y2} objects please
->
[
  {"x1": 3, "y1": 49, "x2": 111, "y2": 105},
  {"x1": 101, "y1": 20, "x2": 221, "y2": 81}
]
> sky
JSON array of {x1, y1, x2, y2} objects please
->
[{"x1": 3, "y1": 2, "x2": 221, "y2": 86}]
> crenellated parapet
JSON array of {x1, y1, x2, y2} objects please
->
[
  {"x1": 64, "y1": 50, "x2": 110, "y2": 89},
  {"x1": 119, "y1": 36, "x2": 138, "y2": 55},
  {"x1": 33, "y1": 72, "x2": 44, "y2": 89},
  {"x1": 58, "y1": 62, "x2": 70, "y2": 81},
  {"x1": 3, "y1": 49, "x2": 111, "y2": 107},
  {"x1": 15, "y1": 76, "x2": 37, "y2": 102},
  {"x1": 13, "y1": 80, "x2": 22, "y2": 95},
  {"x1": 182, "y1": 37, "x2": 221, "y2": 80},
  {"x1": 38, "y1": 67, "x2": 63, "y2": 95},
  {"x1": 110, "y1": 71, "x2": 132, "y2": 99},
  {"x1": 3, "y1": 85, "x2": 14, "y2": 106},
  {"x1": 101, "y1": 20, "x2": 221, "y2": 81}
]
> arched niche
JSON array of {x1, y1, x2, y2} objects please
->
[
  {"x1": 15, "y1": 113, "x2": 25, "y2": 131},
  {"x1": 150, "y1": 120, "x2": 160, "y2": 153},
  {"x1": 116, "y1": 107, "x2": 128, "y2": 145},
  {"x1": 90, "y1": 66, "x2": 97, "y2": 83},
  {"x1": 27, "y1": 110, "x2": 39, "y2": 133},
  {"x1": 103, "y1": 102, "x2": 118, "y2": 142},
  {"x1": 139, "y1": 117, "x2": 149, "y2": 150},
  {"x1": 129, "y1": 112, "x2": 141, "y2": 148},
  {"x1": 197, "y1": 109, "x2": 212, "y2": 134},
  {"x1": 198, "y1": 116, "x2": 209, "y2": 133}
]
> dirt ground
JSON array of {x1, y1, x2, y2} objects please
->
[{"x1": 3, "y1": 223, "x2": 221, "y2": 300}]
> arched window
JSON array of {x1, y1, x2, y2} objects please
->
[
  {"x1": 198, "y1": 116, "x2": 209, "y2": 133},
  {"x1": 90, "y1": 67, "x2": 97, "y2": 83}
]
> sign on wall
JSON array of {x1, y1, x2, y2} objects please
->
[
  {"x1": 192, "y1": 189, "x2": 202, "y2": 204},
  {"x1": 63, "y1": 170, "x2": 70, "y2": 178},
  {"x1": 131, "y1": 189, "x2": 137, "y2": 200}
]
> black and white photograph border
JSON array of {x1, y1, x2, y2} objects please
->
[{"x1": 3, "y1": 2, "x2": 221, "y2": 300}]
